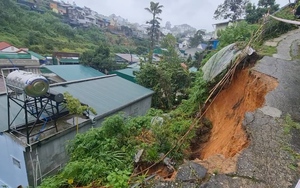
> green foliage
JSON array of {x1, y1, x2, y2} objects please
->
[
  {"x1": 200, "y1": 21, "x2": 259, "y2": 66},
  {"x1": 145, "y1": 1, "x2": 163, "y2": 62},
  {"x1": 245, "y1": 0, "x2": 279, "y2": 24},
  {"x1": 80, "y1": 44, "x2": 126, "y2": 73},
  {"x1": 284, "y1": 114, "x2": 300, "y2": 134},
  {"x1": 261, "y1": 7, "x2": 297, "y2": 41},
  {"x1": 160, "y1": 34, "x2": 182, "y2": 63},
  {"x1": 214, "y1": 0, "x2": 250, "y2": 21},
  {"x1": 136, "y1": 62, "x2": 191, "y2": 110},
  {"x1": 176, "y1": 70, "x2": 208, "y2": 117},
  {"x1": 63, "y1": 92, "x2": 97, "y2": 115},
  {"x1": 39, "y1": 114, "x2": 147, "y2": 187},
  {"x1": 106, "y1": 169, "x2": 131, "y2": 188},
  {"x1": 255, "y1": 45, "x2": 277, "y2": 56},
  {"x1": 39, "y1": 107, "x2": 200, "y2": 187},
  {"x1": 0, "y1": 0, "x2": 147, "y2": 54},
  {"x1": 160, "y1": 34, "x2": 177, "y2": 49},
  {"x1": 217, "y1": 21, "x2": 259, "y2": 48},
  {"x1": 190, "y1": 30, "x2": 205, "y2": 48}
]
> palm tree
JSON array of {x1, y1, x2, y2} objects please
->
[{"x1": 145, "y1": 1, "x2": 163, "y2": 62}]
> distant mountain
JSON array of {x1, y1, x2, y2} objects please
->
[{"x1": 170, "y1": 24, "x2": 197, "y2": 37}]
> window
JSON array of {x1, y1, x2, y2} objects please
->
[{"x1": 12, "y1": 157, "x2": 21, "y2": 169}]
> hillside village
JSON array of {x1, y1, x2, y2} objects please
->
[{"x1": 16, "y1": 0, "x2": 205, "y2": 39}]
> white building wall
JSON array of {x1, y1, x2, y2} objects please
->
[
  {"x1": 0, "y1": 133, "x2": 28, "y2": 188},
  {"x1": 1, "y1": 46, "x2": 20, "y2": 53}
]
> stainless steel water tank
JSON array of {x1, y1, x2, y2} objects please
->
[{"x1": 6, "y1": 70, "x2": 49, "y2": 97}]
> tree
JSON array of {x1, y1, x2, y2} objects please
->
[
  {"x1": 63, "y1": 92, "x2": 97, "y2": 133},
  {"x1": 189, "y1": 30, "x2": 205, "y2": 48},
  {"x1": 165, "y1": 21, "x2": 171, "y2": 29},
  {"x1": 245, "y1": 0, "x2": 279, "y2": 23},
  {"x1": 258, "y1": 0, "x2": 278, "y2": 8},
  {"x1": 214, "y1": 0, "x2": 250, "y2": 21},
  {"x1": 160, "y1": 33, "x2": 180, "y2": 63},
  {"x1": 80, "y1": 44, "x2": 125, "y2": 73},
  {"x1": 145, "y1": 1, "x2": 163, "y2": 62},
  {"x1": 136, "y1": 60, "x2": 191, "y2": 110}
]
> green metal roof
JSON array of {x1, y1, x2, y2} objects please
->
[
  {"x1": 0, "y1": 53, "x2": 31, "y2": 59},
  {"x1": 43, "y1": 65, "x2": 105, "y2": 81},
  {"x1": 112, "y1": 68, "x2": 139, "y2": 77},
  {"x1": 110, "y1": 68, "x2": 139, "y2": 83},
  {"x1": 59, "y1": 58, "x2": 79, "y2": 64},
  {"x1": 0, "y1": 75, "x2": 154, "y2": 132},
  {"x1": 28, "y1": 51, "x2": 46, "y2": 60}
]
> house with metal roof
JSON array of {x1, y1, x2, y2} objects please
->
[
  {"x1": 115, "y1": 53, "x2": 140, "y2": 64},
  {"x1": 0, "y1": 74, "x2": 153, "y2": 187},
  {"x1": 0, "y1": 42, "x2": 46, "y2": 68},
  {"x1": 52, "y1": 52, "x2": 80, "y2": 65},
  {"x1": 27, "y1": 51, "x2": 47, "y2": 64},
  {"x1": 41, "y1": 65, "x2": 105, "y2": 82}
]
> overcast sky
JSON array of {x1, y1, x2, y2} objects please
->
[{"x1": 73, "y1": 0, "x2": 290, "y2": 31}]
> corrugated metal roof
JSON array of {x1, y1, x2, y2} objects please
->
[
  {"x1": 44, "y1": 65, "x2": 105, "y2": 81},
  {"x1": 115, "y1": 53, "x2": 139, "y2": 63},
  {"x1": 0, "y1": 53, "x2": 31, "y2": 59},
  {"x1": 0, "y1": 75, "x2": 153, "y2": 132},
  {"x1": 113, "y1": 68, "x2": 139, "y2": 77},
  {"x1": 59, "y1": 58, "x2": 79, "y2": 64},
  {"x1": 28, "y1": 51, "x2": 46, "y2": 60}
]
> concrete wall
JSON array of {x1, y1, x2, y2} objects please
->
[
  {"x1": 0, "y1": 133, "x2": 28, "y2": 188},
  {"x1": 121, "y1": 96, "x2": 152, "y2": 117},
  {"x1": 24, "y1": 96, "x2": 152, "y2": 186}
]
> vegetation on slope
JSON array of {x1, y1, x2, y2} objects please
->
[{"x1": 0, "y1": 0, "x2": 148, "y2": 55}]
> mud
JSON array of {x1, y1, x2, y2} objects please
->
[{"x1": 196, "y1": 68, "x2": 278, "y2": 172}]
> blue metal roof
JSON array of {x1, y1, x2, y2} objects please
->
[
  {"x1": 0, "y1": 75, "x2": 153, "y2": 132},
  {"x1": 43, "y1": 65, "x2": 105, "y2": 81}
]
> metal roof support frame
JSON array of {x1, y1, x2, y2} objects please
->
[{"x1": 1, "y1": 68, "x2": 65, "y2": 144}]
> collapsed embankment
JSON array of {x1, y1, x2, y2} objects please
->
[{"x1": 194, "y1": 68, "x2": 278, "y2": 173}]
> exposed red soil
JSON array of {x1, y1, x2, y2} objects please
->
[{"x1": 194, "y1": 68, "x2": 278, "y2": 173}]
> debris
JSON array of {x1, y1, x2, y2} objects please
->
[
  {"x1": 159, "y1": 153, "x2": 175, "y2": 172},
  {"x1": 134, "y1": 149, "x2": 144, "y2": 163}
]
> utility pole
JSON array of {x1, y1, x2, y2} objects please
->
[{"x1": 126, "y1": 49, "x2": 133, "y2": 64}]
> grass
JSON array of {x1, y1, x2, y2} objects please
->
[
  {"x1": 283, "y1": 114, "x2": 300, "y2": 134},
  {"x1": 282, "y1": 114, "x2": 300, "y2": 171},
  {"x1": 256, "y1": 45, "x2": 277, "y2": 57}
]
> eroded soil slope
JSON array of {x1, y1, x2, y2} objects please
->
[{"x1": 199, "y1": 68, "x2": 278, "y2": 163}]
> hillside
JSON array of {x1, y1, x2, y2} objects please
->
[{"x1": 0, "y1": 0, "x2": 147, "y2": 55}]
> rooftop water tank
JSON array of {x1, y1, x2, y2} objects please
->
[{"x1": 6, "y1": 70, "x2": 49, "y2": 97}]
